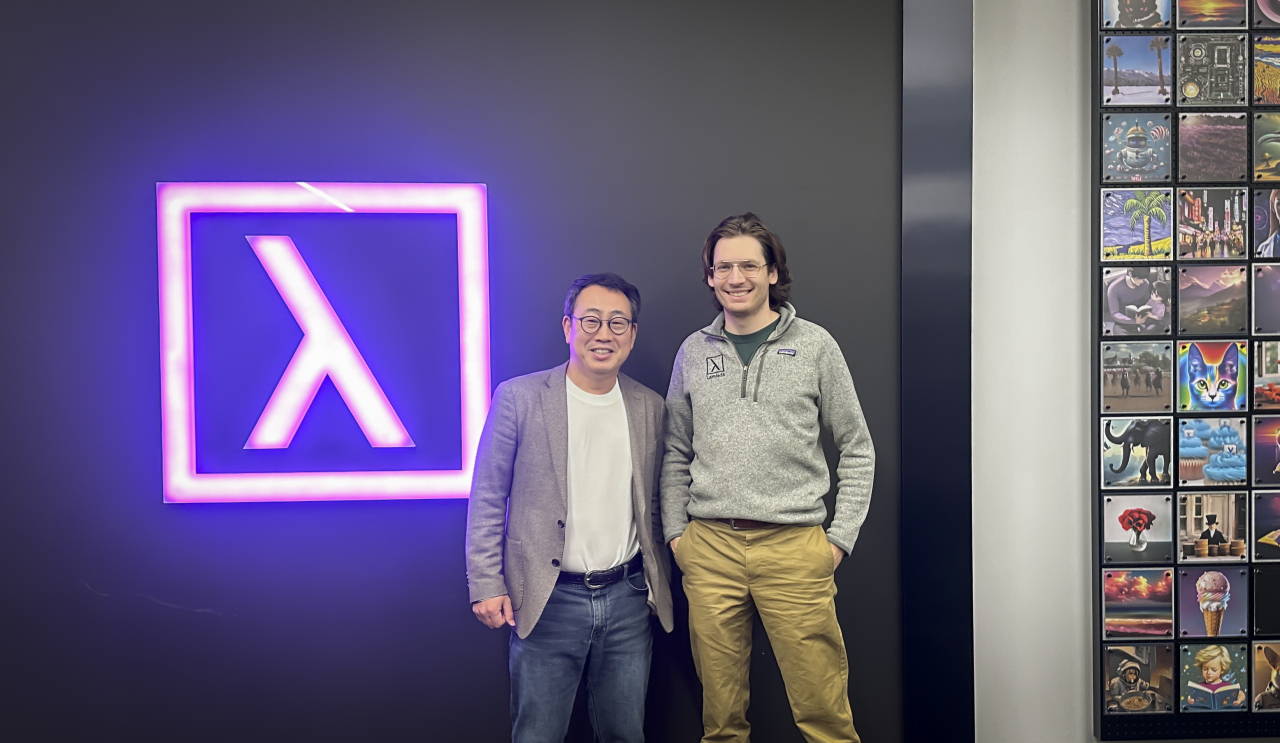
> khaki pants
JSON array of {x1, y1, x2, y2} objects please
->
[{"x1": 674, "y1": 519, "x2": 859, "y2": 743}]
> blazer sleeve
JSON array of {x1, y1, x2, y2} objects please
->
[{"x1": 465, "y1": 381, "x2": 518, "y2": 603}]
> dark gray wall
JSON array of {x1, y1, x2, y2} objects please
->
[{"x1": 0, "y1": 1, "x2": 901, "y2": 740}]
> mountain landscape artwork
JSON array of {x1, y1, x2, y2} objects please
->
[
  {"x1": 1103, "y1": 35, "x2": 1172, "y2": 106},
  {"x1": 1178, "y1": 265, "x2": 1248, "y2": 334}
]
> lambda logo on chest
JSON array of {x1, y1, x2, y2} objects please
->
[{"x1": 706, "y1": 354, "x2": 726, "y2": 379}]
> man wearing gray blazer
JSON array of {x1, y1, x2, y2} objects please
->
[{"x1": 466, "y1": 273, "x2": 673, "y2": 743}]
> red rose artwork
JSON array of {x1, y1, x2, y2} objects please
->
[{"x1": 1119, "y1": 508, "x2": 1156, "y2": 532}]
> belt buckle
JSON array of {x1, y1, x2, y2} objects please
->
[
  {"x1": 583, "y1": 569, "x2": 609, "y2": 589},
  {"x1": 728, "y1": 518, "x2": 746, "y2": 531}
]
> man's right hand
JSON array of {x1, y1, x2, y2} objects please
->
[
  {"x1": 669, "y1": 537, "x2": 680, "y2": 553},
  {"x1": 472, "y1": 595, "x2": 515, "y2": 629}
]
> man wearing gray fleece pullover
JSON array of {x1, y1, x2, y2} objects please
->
[{"x1": 661, "y1": 213, "x2": 874, "y2": 743}]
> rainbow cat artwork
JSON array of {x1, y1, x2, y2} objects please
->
[{"x1": 1178, "y1": 341, "x2": 1248, "y2": 412}]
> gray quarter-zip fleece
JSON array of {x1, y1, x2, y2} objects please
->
[{"x1": 659, "y1": 303, "x2": 875, "y2": 554}]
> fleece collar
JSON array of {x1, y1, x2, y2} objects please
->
[{"x1": 702, "y1": 302, "x2": 796, "y2": 341}]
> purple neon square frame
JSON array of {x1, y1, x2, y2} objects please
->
[{"x1": 157, "y1": 182, "x2": 491, "y2": 502}]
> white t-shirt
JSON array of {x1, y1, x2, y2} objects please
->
[{"x1": 562, "y1": 376, "x2": 639, "y2": 573}]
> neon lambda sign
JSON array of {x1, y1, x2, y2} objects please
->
[
  {"x1": 157, "y1": 182, "x2": 491, "y2": 502},
  {"x1": 243, "y1": 235, "x2": 414, "y2": 449}
]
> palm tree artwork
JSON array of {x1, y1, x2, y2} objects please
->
[
  {"x1": 1149, "y1": 36, "x2": 1167, "y2": 96},
  {"x1": 1124, "y1": 190, "x2": 1171, "y2": 257},
  {"x1": 1106, "y1": 43, "x2": 1124, "y2": 95}
]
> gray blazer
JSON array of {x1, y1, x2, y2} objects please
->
[{"x1": 466, "y1": 363, "x2": 674, "y2": 639}]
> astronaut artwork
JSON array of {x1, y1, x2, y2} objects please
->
[
  {"x1": 1104, "y1": 115, "x2": 1172, "y2": 183},
  {"x1": 1104, "y1": 645, "x2": 1174, "y2": 713}
]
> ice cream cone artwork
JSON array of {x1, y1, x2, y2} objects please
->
[
  {"x1": 1203, "y1": 608, "x2": 1224, "y2": 637},
  {"x1": 1195, "y1": 571, "x2": 1231, "y2": 637}
]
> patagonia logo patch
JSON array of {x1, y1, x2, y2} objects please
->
[
  {"x1": 706, "y1": 353, "x2": 726, "y2": 379},
  {"x1": 777, "y1": 348, "x2": 797, "y2": 356}
]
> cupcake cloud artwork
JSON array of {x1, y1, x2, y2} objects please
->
[{"x1": 1178, "y1": 417, "x2": 1247, "y2": 486}]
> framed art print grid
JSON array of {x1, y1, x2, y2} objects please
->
[{"x1": 1094, "y1": 1, "x2": 1280, "y2": 738}]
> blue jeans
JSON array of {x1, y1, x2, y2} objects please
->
[{"x1": 509, "y1": 563, "x2": 652, "y2": 743}]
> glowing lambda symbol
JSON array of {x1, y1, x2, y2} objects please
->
[{"x1": 244, "y1": 235, "x2": 414, "y2": 449}]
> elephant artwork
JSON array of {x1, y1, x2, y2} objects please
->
[{"x1": 1103, "y1": 417, "x2": 1173, "y2": 487}]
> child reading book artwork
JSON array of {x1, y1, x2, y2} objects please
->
[
  {"x1": 1184, "y1": 644, "x2": 1246, "y2": 711},
  {"x1": 1106, "y1": 268, "x2": 1169, "y2": 335}
]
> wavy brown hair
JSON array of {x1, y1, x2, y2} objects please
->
[{"x1": 700, "y1": 212, "x2": 792, "y2": 311}]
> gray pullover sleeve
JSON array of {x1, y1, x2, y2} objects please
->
[
  {"x1": 817, "y1": 331, "x2": 876, "y2": 554},
  {"x1": 659, "y1": 342, "x2": 694, "y2": 543}
]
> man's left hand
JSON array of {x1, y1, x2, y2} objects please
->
[{"x1": 831, "y1": 543, "x2": 844, "y2": 570}]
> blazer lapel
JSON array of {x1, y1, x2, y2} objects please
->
[
  {"x1": 620, "y1": 375, "x2": 649, "y2": 526},
  {"x1": 541, "y1": 364, "x2": 570, "y2": 509}
]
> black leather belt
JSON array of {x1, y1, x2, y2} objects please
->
[
  {"x1": 557, "y1": 554, "x2": 643, "y2": 589},
  {"x1": 710, "y1": 517, "x2": 779, "y2": 530}
]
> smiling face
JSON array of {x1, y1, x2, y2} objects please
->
[
  {"x1": 708, "y1": 235, "x2": 778, "y2": 321},
  {"x1": 562, "y1": 284, "x2": 636, "y2": 389}
]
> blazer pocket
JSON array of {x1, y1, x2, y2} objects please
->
[{"x1": 504, "y1": 537, "x2": 525, "y2": 611}]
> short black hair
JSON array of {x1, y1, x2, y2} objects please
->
[{"x1": 563, "y1": 273, "x2": 642, "y2": 324}]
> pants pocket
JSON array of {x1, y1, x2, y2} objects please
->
[
  {"x1": 625, "y1": 567, "x2": 648, "y2": 592},
  {"x1": 672, "y1": 521, "x2": 696, "y2": 570}
]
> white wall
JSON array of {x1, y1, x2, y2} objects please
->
[
  {"x1": 972, "y1": 0, "x2": 1093, "y2": 739},
  {"x1": 972, "y1": 2, "x2": 1242, "y2": 741}
]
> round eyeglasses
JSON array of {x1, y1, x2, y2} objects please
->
[
  {"x1": 571, "y1": 315, "x2": 634, "y2": 335},
  {"x1": 711, "y1": 261, "x2": 768, "y2": 279}
]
